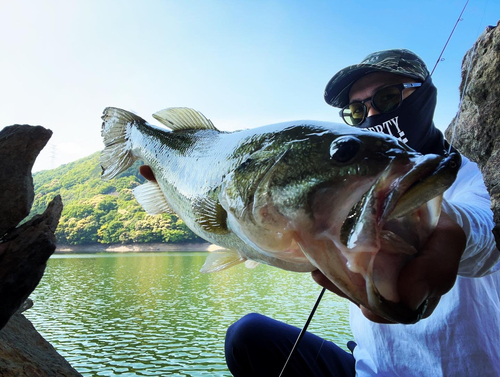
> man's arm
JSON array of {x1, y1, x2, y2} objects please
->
[{"x1": 442, "y1": 158, "x2": 499, "y2": 277}]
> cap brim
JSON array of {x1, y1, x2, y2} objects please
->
[{"x1": 324, "y1": 64, "x2": 422, "y2": 108}]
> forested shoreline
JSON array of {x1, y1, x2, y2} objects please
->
[
  {"x1": 31, "y1": 152, "x2": 203, "y2": 246},
  {"x1": 55, "y1": 241, "x2": 215, "y2": 253}
]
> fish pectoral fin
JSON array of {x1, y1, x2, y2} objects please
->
[
  {"x1": 132, "y1": 181, "x2": 173, "y2": 215},
  {"x1": 244, "y1": 260, "x2": 260, "y2": 269},
  {"x1": 200, "y1": 249, "x2": 245, "y2": 273},
  {"x1": 152, "y1": 107, "x2": 218, "y2": 132},
  {"x1": 193, "y1": 197, "x2": 230, "y2": 235}
]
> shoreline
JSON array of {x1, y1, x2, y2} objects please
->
[{"x1": 55, "y1": 242, "x2": 221, "y2": 254}]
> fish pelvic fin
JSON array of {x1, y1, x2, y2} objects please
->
[
  {"x1": 200, "y1": 249, "x2": 245, "y2": 273},
  {"x1": 152, "y1": 107, "x2": 218, "y2": 132},
  {"x1": 101, "y1": 107, "x2": 146, "y2": 180},
  {"x1": 132, "y1": 181, "x2": 173, "y2": 215}
]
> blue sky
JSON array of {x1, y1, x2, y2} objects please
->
[{"x1": 1, "y1": 0, "x2": 499, "y2": 172}]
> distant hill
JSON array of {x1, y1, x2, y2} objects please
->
[{"x1": 31, "y1": 152, "x2": 202, "y2": 246}]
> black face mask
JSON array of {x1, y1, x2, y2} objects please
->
[{"x1": 360, "y1": 76, "x2": 449, "y2": 156}]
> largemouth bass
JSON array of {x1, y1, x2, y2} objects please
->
[{"x1": 101, "y1": 107, "x2": 460, "y2": 324}]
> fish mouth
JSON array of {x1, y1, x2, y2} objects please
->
[
  {"x1": 343, "y1": 153, "x2": 459, "y2": 252},
  {"x1": 299, "y1": 152, "x2": 461, "y2": 323}
]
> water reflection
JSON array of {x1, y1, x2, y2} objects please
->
[{"x1": 26, "y1": 252, "x2": 352, "y2": 376}]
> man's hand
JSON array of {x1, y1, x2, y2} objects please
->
[{"x1": 311, "y1": 211, "x2": 467, "y2": 323}]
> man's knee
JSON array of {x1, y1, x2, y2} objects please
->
[
  {"x1": 226, "y1": 312, "x2": 268, "y2": 348},
  {"x1": 225, "y1": 313, "x2": 273, "y2": 376}
]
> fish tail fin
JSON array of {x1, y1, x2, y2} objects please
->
[{"x1": 101, "y1": 107, "x2": 145, "y2": 180}]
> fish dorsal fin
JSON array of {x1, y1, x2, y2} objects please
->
[
  {"x1": 193, "y1": 197, "x2": 230, "y2": 234},
  {"x1": 152, "y1": 107, "x2": 218, "y2": 131},
  {"x1": 200, "y1": 249, "x2": 245, "y2": 273},
  {"x1": 132, "y1": 180, "x2": 173, "y2": 215}
]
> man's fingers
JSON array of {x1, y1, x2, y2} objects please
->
[{"x1": 398, "y1": 211, "x2": 466, "y2": 312}]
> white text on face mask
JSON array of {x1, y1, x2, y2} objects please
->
[{"x1": 366, "y1": 116, "x2": 408, "y2": 144}]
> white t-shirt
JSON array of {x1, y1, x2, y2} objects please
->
[{"x1": 351, "y1": 156, "x2": 500, "y2": 376}]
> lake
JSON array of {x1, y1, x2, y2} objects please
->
[{"x1": 26, "y1": 252, "x2": 353, "y2": 376}]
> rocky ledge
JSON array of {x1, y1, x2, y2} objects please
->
[
  {"x1": 445, "y1": 21, "x2": 500, "y2": 250},
  {"x1": 0, "y1": 125, "x2": 81, "y2": 376}
]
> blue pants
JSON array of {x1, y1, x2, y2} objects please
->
[{"x1": 225, "y1": 313, "x2": 356, "y2": 377}]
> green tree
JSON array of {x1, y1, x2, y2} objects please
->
[{"x1": 31, "y1": 152, "x2": 203, "y2": 246}]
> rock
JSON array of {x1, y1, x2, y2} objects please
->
[
  {"x1": 0, "y1": 195, "x2": 63, "y2": 329},
  {"x1": 0, "y1": 125, "x2": 63, "y2": 330},
  {"x1": 0, "y1": 125, "x2": 52, "y2": 238},
  {"x1": 0, "y1": 124, "x2": 79, "y2": 375},
  {"x1": 445, "y1": 21, "x2": 500, "y2": 250},
  {"x1": 0, "y1": 306, "x2": 82, "y2": 377}
]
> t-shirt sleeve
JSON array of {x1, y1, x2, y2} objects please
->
[{"x1": 442, "y1": 156, "x2": 500, "y2": 277}]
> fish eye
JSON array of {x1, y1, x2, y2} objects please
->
[{"x1": 330, "y1": 136, "x2": 362, "y2": 163}]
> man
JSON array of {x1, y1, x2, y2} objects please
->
[{"x1": 224, "y1": 49, "x2": 500, "y2": 376}]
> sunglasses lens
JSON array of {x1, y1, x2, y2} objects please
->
[
  {"x1": 342, "y1": 103, "x2": 365, "y2": 126},
  {"x1": 373, "y1": 86, "x2": 402, "y2": 112}
]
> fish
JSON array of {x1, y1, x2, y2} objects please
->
[{"x1": 100, "y1": 106, "x2": 461, "y2": 324}]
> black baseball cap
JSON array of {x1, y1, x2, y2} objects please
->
[{"x1": 324, "y1": 49, "x2": 429, "y2": 108}]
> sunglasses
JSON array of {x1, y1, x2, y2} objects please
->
[{"x1": 340, "y1": 82, "x2": 422, "y2": 126}]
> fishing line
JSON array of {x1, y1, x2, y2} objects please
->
[
  {"x1": 430, "y1": 0, "x2": 490, "y2": 153},
  {"x1": 278, "y1": 287, "x2": 326, "y2": 377},
  {"x1": 447, "y1": 0, "x2": 491, "y2": 154},
  {"x1": 447, "y1": 43, "x2": 476, "y2": 154}
]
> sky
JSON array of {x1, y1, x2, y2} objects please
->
[{"x1": 1, "y1": 0, "x2": 499, "y2": 172}]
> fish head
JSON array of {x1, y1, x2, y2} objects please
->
[{"x1": 220, "y1": 123, "x2": 461, "y2": 323}]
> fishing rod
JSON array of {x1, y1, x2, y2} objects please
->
[
  {"x1": 430, "y1": 0, "x2": 474, "y2": 155},
  {"x1": 430, "y1": 0, "x2": 471, "y2": 76},
  {"x1": 277, "y1": 1, "x2": 476, "y2": 376}
]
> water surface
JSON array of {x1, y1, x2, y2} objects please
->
[{"x1": 26, "y1": 252, "x2": 352, "y2": 376}]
